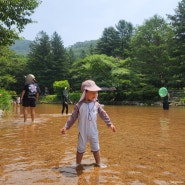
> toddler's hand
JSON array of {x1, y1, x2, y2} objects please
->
[
  {"x1": 110, "y1": 124, "x2": 116, "y2": 132},
  {"x1": 61, "y1": 127, "x2": 67, "y2": 134}
]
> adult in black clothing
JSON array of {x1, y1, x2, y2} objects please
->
[
  {"x1": 163, "y1": 93, "x2": 170, "y2": 110},
  {"x1": 62, "y1": 87, "x2": 69, "y2": 115}
]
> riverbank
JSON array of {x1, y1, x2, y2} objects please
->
[
  {"x1": 106, "y1": 100, "x2": 185, "y2": 106},
  {"x1": 1, "y1": 100, "x2": 184, "y2": 119}
]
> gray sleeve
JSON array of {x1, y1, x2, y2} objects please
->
[
  {"x1": 65, "y1": 104, "x2": 79, "y2": 129},
  {"x1": 97, "y1": 103, "x2": 112, "y2": 126}
]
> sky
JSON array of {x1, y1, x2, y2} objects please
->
[{"x1": 20, "y1": 0, "x2": 180, "y2": 47}]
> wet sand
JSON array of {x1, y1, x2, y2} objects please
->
[{"x1": 0, "y1": 104, "x2": 185, "y2": 185}]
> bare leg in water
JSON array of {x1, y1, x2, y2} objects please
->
[
  {"x1": 23, "y1": 107, "x2": 28, "y2": 122},
  {"x1": 76, "y1": 152, "x2": 83, "y2": 165},
  {"x1": 76, "y1": 150, "x2": 101, "y2": 165},
  {"x1": 30, "y1": 107, "x2": 35, "y2": 123},
  {"x1": 93, "y1": 150, "x2": 100, "y2": 165},
  {"x1": 23, "y1": 106, "x2": 35, "y2": 123}
]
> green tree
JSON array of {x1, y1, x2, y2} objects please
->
[
  {"x1": 27, "y1": 31, "x2": 70, "y2": 94},
  {"x1": 69, "y1": 58, "x2": 90, "y2": 90},
  {"x1": 0, "y1": 46, "x2": 27, "y2": 93},
  {"x1": 50, "y1": 32, "x2": 69, "y2": 80},
  {"x1": 129, "y1": 15, "x2": 173, "y2": 90},
  {"x1": 112, "y1": 58, "x2": 132, "y2": 88},
  {"x1": 70, "y1": 54, "x2": 117, "y2": 90},
  {"x1": 79, "y1": 50, "x2": 86, "y2": 59},
  {"x1": 95, "y1": 27, "x2": 121, "y2": 57},
  {"x1": 67, "y1": 48, "x2": 75, "y2": 66},
  {"x1": 0, "y1": 0, "x2": 41, "y2": 46},
  {"x1": 89, "y1": 42, "x2": 95, "y2": 55},
  {"x1": 168, "y1": 0, "x2": 185, "y2": 89},
  {"x1": 0, "y1": 46, "x2": 17, "y2": 89},
  {"x1": 115, "y1": 20, "x2": 133, "y2": 58},
  {"x1": 88, "y1": 54, "x2": 116, "y2": 86},
  {"x1": 27, "y1": 31, "x2": 52, "y2": 93},
  {"x1": 8, "y1": 54, "x2": 28, "y2": 94}
]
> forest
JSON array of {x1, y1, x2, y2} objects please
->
[{"x1": 1, "y1": 0, "x2": 185, "y2": 109}]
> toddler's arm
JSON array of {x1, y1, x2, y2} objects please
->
[
  {"x1": 98, "y1": 103, "x2": 116, "y2": 132},
  {"x1": 60, "y1": 104, "x2": 79, "y2": 134}
]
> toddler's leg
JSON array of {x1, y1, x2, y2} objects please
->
[
  {"x1": 76, "y1": 152, "x2": 83, "y2": 164},
  {"x1": 93, "y1": 150, "x2": 100, "y2": 164}
]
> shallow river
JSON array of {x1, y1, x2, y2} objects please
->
[{"x1": 0, "y1": 104, "x2": 185, "y2": 185}]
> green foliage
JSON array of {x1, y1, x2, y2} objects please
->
[
  {"x1": 68, "y1": 92, "x2": 81, "y2": 103},
  {"x1": 168, "y1": 0, "x2": 185, "y2": 88},
  {"x1": 95, "y1": 27, "x2": 121, "y2": 57},
  {"x1": 2, "y1": 0, "x2": 185, "y2": 103},
  {"x1": 40, "y1": 92, "x2": 81, "y2": 104},
  {"x1": 70, "y1": 54, "x2": 117, "y2": 90},
  {"x1": 95, "y1": 20, "x2": 133, "y2": 59},
  {"x1": 0, "y1": 46, "x2": 17, "y2": 89},
  {"x1": 27, "y1": 31, "x2": 69, "y2": 93},
  {"x1": 40, "y1": 95, "x2": 59, "y2": 103},
  {"x1": 179, "y1": 88, "x2": 185, "y2": 103},
  {"x1": 53, "y1": 80, "x2": 69, "y2": 96},
  {"x1": 98, "y1": 91, "x2": 116, "y2": 103},
  {"x1": 0, "y1": 0, "x2": 41, "y2": 46},
  {"x1": 0, "y1": 89, "x2": 12, "y2": 110},
  {"x1": 9, "y1": 91, "x2": 18, "y2": 102},
  {"x1": 129, "y1": 15, "x2": 174, "y2": 89},
  {"x1": 115, "y1": 20, "x2": 133, "y2": 58},
  {"x1": 0, "y1": 46, "x2": 27, "y2": 93},
  {"x1": 51, "y1": 32, "x2": 69, "y2": 80}
]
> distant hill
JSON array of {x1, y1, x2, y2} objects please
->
[
  {"x1": 10, "y1": 40, "x2": 32, "y2": 55},
  {"x1": 67, "y1": 40, "x2": 98, "y2": 58},
  {"x1": 10, "y1": 39, "x2": 98, "y2": 57}
]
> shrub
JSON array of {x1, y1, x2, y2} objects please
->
[
  {"x1": 53, "y1": 80, "x2": 69, "y2": 96},
  {"x1": 0, "y1": 89, "x2": 12, "y2": 110},
  {"x1": 69, "y1": 92, "x2": 81, "y2": 103},
  {"x1": 40, "y1": 95, "x2": 59, "y2": 103}
]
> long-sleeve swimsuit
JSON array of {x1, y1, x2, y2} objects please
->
[{"x1": 64, "y1": 100, "x2": 112, "y2": 153}]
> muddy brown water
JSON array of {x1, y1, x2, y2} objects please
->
[{"x1": 0, "y1": 104, "x2": 185, "y2": 185}]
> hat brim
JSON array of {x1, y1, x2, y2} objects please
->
[{"x1": 86, "y1": 85, "x2": 101, "y2": 91}]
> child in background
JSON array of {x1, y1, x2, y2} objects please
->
[
  {"x1": 21, "y1": 74, "x2": 40, "y2": 123},
  {"x1": 60, "y1": 80, "x2": 116, "y2": 167}
]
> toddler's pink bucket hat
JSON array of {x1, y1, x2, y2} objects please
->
[{"x1": 81, "y1": 80, "x2": 101, "y2": 92}]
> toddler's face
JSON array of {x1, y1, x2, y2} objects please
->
[{"x1": 85, "y1": 91, "x2": 98, "y2": 101}]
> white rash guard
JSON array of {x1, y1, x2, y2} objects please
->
[{"x1": 64, "y1": 100, "x2": 112, "y2": 153}]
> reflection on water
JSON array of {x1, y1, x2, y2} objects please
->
[
  {"x1": 159, "y1": 112, "x2": 170, "y2": 142},
  {"x1": 0, "y1": 104, "x2": 185, "y2": 185}
]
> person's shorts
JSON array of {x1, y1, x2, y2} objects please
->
[
  {"x1": 77, "y1": 133, "x2": 99, "y2": 153},
  {"x1": 22, "y1": 98, "x2": 36, "y2": 107}
]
